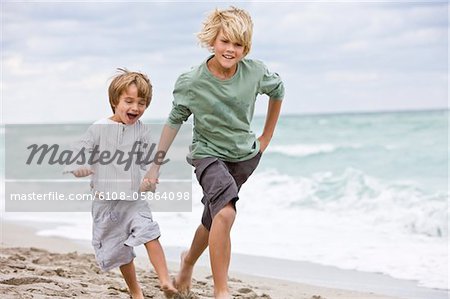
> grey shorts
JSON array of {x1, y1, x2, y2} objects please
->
[
  {"x1": 91, "y1": 199, "x2": 160, "y2": 271},
  {"x1": 192, "y1": 151, "x2": 262, "y2": 230}
]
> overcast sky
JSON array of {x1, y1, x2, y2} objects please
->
[{"x1": 2, "y1": 1, "x2": 448, "y2": 123}]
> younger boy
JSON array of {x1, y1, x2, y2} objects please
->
[
  {"x1": 141, "y1": 7, "x2": 284, "y2": 299},
  {"x1": 69, "y1": 69, "x2": 177, "y2": 299}
]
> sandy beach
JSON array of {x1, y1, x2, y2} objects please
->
[{"x1": 0, "y1": 220, "x2": 410, "y2": 299}]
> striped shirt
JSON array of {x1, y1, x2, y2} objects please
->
[{"x1": 67, "y1": 118, "x2": 153, "y2": 200}]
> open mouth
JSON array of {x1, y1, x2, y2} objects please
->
[{"x1": 127, "y1": 113, "x2": 138, "y2": 121}]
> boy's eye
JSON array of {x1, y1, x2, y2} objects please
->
[
  {"x1": 235, "y1": 43, "x2": 243, "y2": 47},
  {"x1": 221, "y1": 39, "x2": 229, "y2": 44}
]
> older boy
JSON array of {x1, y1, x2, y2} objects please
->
[{"x1": 141, "y1": 7, "x2": 284, "y2": 299}]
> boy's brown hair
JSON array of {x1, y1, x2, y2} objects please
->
[{"x1": 108, "y1": 68, "x2": 152, "y2": 113}]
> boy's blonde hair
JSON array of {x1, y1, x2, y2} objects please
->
[
  {"x1": 197, "y1": 6, "x2": 253, "y2": 56},
  {"x1": 108, "y1": 68, "x2": 152, "y2": 113}
]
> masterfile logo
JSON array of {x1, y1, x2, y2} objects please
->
[{"x1": 4, "y1": 123, "x2": 193, "y2": 212}]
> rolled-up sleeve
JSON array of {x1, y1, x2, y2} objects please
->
[
  {"x1": 167, "y1": 104, "x2": 192, "y2": 129},
  {"x1": 258, "y1": 62, "x2": 285, "y2": 100},
  {"x1": 166, "y1": 74, "x2": 192, "y2": 129}
]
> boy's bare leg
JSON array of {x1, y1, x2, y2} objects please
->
[
  {"x1": 209, "y1": 203, "x2": 236, "y2": 299},
  {"x1": 144, "y1": 239, "x2": 178, "y2": 298},
  {"x1": 119, "y1": 260, "x2": 144, "y2": 299},
  {"x1": 175, "y1": 224, "x2": 209, "y2": 292}
]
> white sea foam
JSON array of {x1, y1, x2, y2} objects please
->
[
  {"x1": 267, "y1": 143, "x2": 362, "y2": 157},
  {"x1": 231, "y1": 169, "x2": 448, "y2": 290}
]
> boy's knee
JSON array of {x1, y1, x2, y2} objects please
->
[
  {"x1": 119, "y1": 259, "x2": 135, "y2": 270},
  {"x1": 214, "y1": 204, "x2": 236, "y2": 224}
]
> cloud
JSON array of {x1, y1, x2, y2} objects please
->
[
  {"x1": 325, "y1": 71, "x2": 380, "y2": 83},
  {"x1": 1, "y1": 2, "x2": 448, "y2": 123}
]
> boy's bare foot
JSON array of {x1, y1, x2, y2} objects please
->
[
  {"x1": 214, "y1": 292, "x2": 231, "y2": 299},
  {"x1": 129, "y1": 290, "x2": 144, "y2": 299},
  {"x1": 174, "y1": 251, "x2": 194, "y2": 293},
  {"x1": 161, "y1": 282, "x2": 178, "y2": 298}
]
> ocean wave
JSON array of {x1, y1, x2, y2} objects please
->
[
  {"x1": 249, "y1": 168, "x2": 448, "y2": 238},
  {"x1": 266, "y1": 142, "x2": 408, "y2": 157},
  {"x1": 237, "y1": 168, "x2": 448, "y2": 289},
  {"x1": 266, "y1": 143, "x2": 363, "y2": 157}
]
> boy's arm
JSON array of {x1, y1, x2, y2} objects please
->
[
  {"x1": 64, "y1": 126, "x2": 96, "y2": 177},
  {"x1": 140, "y1": 124, "x2": 180, "y2": 192},
  {"x1": 258, "y1": 98, "x2": 282, "y2": 153},
  {"x1": 153, "y1": 124, "x2": 180, "y2": 166}
]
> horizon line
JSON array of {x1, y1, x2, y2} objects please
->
[{"x1": 1, "y1": 107, "x2": 447, "y2": 125}]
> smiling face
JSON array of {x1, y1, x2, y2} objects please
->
[
  {"x1": 197, "y1": 7, "x2": 253, "y2": 57},
  {"x1": 208, "y1": 29, "x2": 245, "y2": 76},
  {"x1": 110, "y1": 83, "x2": 147, "y2": 125}
]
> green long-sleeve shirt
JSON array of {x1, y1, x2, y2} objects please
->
[{"x1": 167, "y1": 56, "x2": 285, "y2": 162}]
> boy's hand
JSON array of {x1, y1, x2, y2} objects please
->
[
  {"x1": 140, "y1": 177, "x2": 159, "y2": 193},
  {"x1": 71, "y1": 168, "x2": 94, "y2": 177},
  {"x1": 140, "y1": 165, "x2": 160, "y2": 193},
  {"x1": 258, "y1": 135, "x2": 271, "y2": 153}
]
